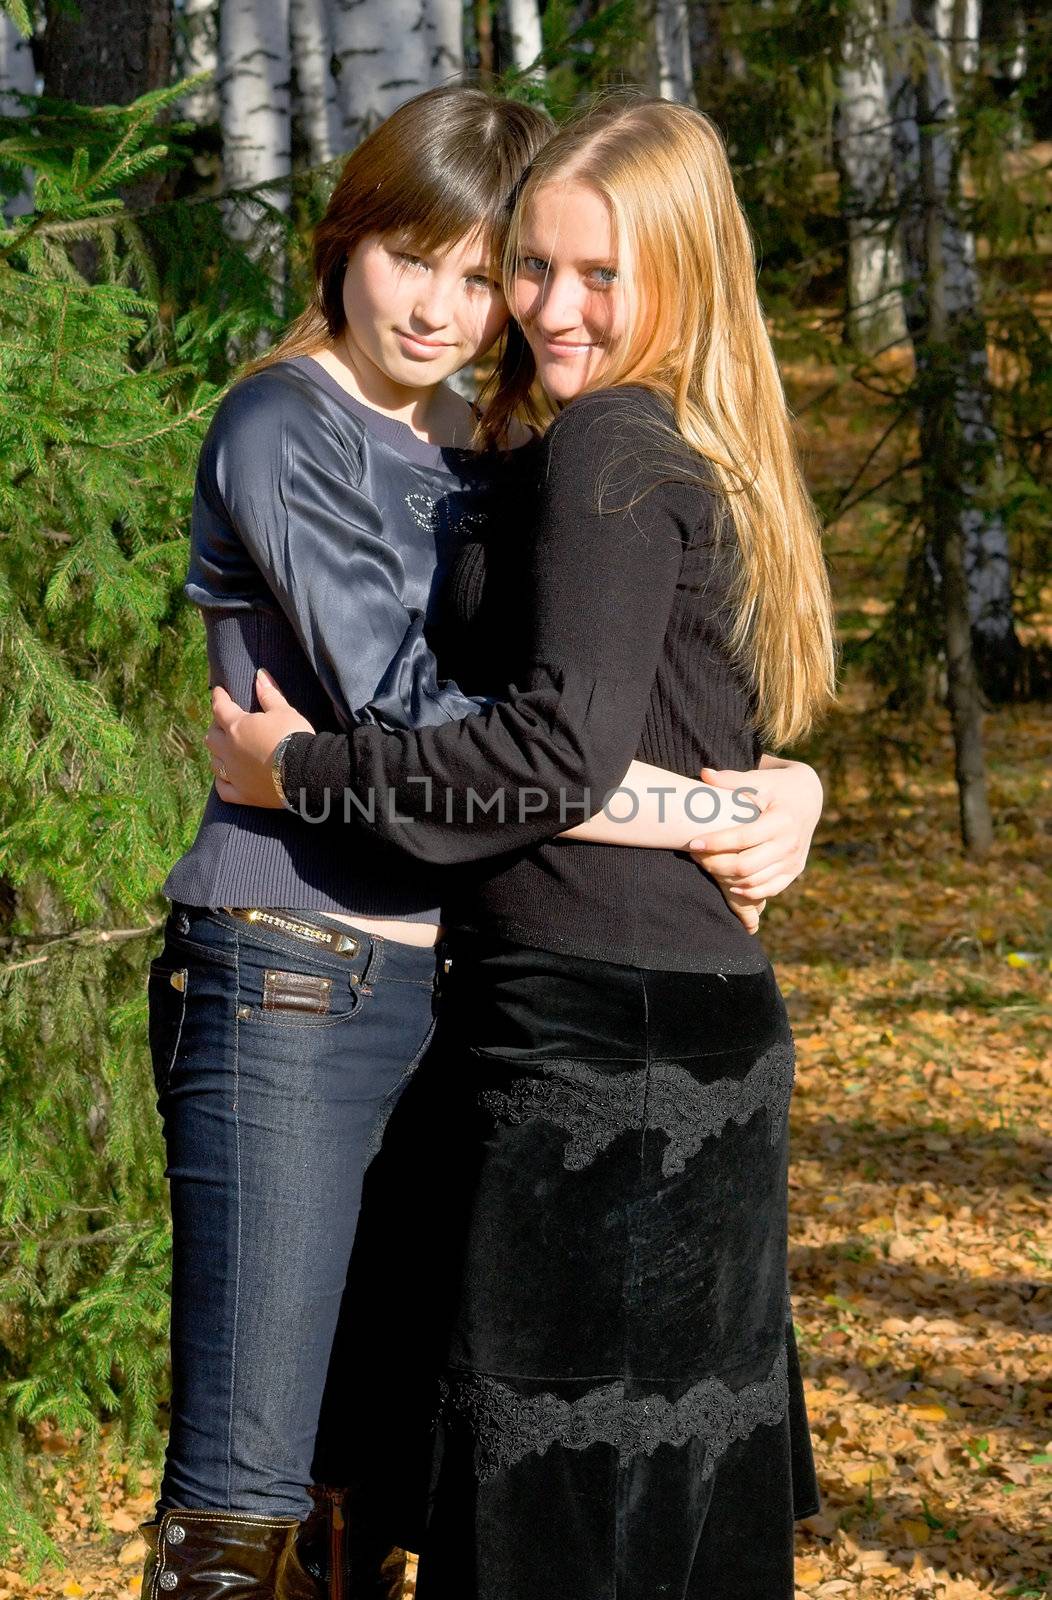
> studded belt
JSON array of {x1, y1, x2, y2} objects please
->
[{"x1": 219, "y1": 906, "x2": 361, "y2": 958}]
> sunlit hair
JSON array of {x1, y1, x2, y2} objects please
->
[
  {"x1": 241, "y1": 84, "x2": 553, "y2": 441},
  {"x1": 483, "y1": 92, "x2": 837, "y2": 746}
]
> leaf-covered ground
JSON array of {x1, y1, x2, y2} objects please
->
[
  {"x1": 4, "y1": 700, "x2": 1049, "y2": 1600},
  {"x1": 774, "y1": 702, "x2": 1051, "y2": 1600}
]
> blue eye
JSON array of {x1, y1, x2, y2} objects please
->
[
  {"x1": 467, "y1": 274, "x2": 501, "y2": 291},
  {"x1": 592, "y1": 266, "x2": 618, "y2": 286},
  {"x1": 519, "y1": 255, "x2": 548, "y2": 274},
  {"x1": 397, "y1": 252, "x2": 427, "y2": 270}
]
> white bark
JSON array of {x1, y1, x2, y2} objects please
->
[
  {"x1": 176, "y1": 0, "x2": 219, "y2": 126},
  {"x1": 500, "y1": 0, "x2": 544, "y2": 79},
  {"x1": 326, "y1": 0, "x2": 430, "y2": 149},
  {"x1": 836, "y1": 0, "x2": 907, "y2": 349},
  {"x1": 0, "y1": 12, "x2": 36, "y2": 219},
  {"x1": 655, "y1": 0, "x2": 696, "y2": 105},
  {"x1": 940, "y1": 0, "x2": 980, "y2": 76},
  {"x1": 887, "y1": 0, "x2": 1016, "y2": 662},
  {"x1": 425, "y1": 0, "x2": 464, "y2": 85},
  {"x1": 290, "y1": 0, "x2": 343, "y2": 164},
  {"x1": 218, "y1": 0, "x2": 292, "y2": 249}
]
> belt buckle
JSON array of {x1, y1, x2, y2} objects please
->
[{"x1": 220, "y1": 906, "x2": 360, "y2": 958}]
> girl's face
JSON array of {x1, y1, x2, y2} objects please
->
[
  {"x1": 342, "y1": 229, "x2": 509, "y2": 391},
  {"x1": 512, "y1": 180, "x2": 628, "y2": 403}
]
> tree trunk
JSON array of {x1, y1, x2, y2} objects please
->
[
  {"x1": 887, "y1": 0, "x2": 1020, "y2": 700},
  {"x1": 425, "y1": 0, "x2": 465, "y2": 85},
  {"x1": 915, "y1": 35, "x2": 993, "y2": 856},
  {"x1": 945, "y1": 0, "x2": 980, "y2": 74},
  {"x1": 475, "y1": 0, "x2": 494, "y2": 83},
  {"x1": 327, "y1": 0, "x2": 430, "y2": 147},
  {"x1": 0, "y1": 12, "x2": 36, "y2": 219},
  {"x1": 218, "y1": 0, "x2": 292, "y2": 249},
  {"x1": 42, "y1": 0, "x2": 172, "y2": 106},
  {"x1": 290, "y1": 0, "x2": 342, "y2": 165},
  {"x1": 654, "y1": 0, "x2": 696, "y2": 104},
  {"x1": 499, "y1": 0, "x2": 544, "y2": 79},
  {"x1": 41, "y1": 0, "x2": 173, "y2": 268},
  {"x1": 176, "y1": 0, "x2": 219, "y2": 127},
  {"x1": 835, "y1": 0, "x2": 908, "y2": 351},
  {"x1": 983, "y1": 0, "x2": 1026, "y2": 148}
]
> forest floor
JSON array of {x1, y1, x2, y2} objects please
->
[{"x1": 4, "y1": 696, "x2": 1049, "y2": 1600}]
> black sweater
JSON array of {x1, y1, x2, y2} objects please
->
[{"x1": 282, "y1": 386, "x2": 770, "y2": 973}]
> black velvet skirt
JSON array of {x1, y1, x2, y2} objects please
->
[{"x1": 341, "y1": 932, "x2": 820, "y2": 1600}]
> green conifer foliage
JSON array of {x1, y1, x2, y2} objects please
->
[{"x1": 0, "y1": 71, "x2": 264, "y2": 1562}]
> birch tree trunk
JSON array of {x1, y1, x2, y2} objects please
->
[
  {"x1": 218, "y1": 0, "x2": 292, "y2": 251},
  {"x1": 500, "y1": 0, "x2": 544, "y2": 79},
  {"x1": 888, "y1": 0, "x2": 1019, "y2": 704},
  {"x1": 835, "y1": 0, "x2": 908, "y2": 350},
  {"x1": 176, "y1": 0, "x2": 219, "y2": 126},
  {"x1": 0, "y1": 13, "x2": 36, "y2": 220},
  {"x1": 655, "y1": 0, "x2": 696, "y2": 104},
  {"x1": 425, "y1": 0, "x2": 465, "y2": 85},
  {"x1": 290, "y1": 0, "x2": 342, "y2": 165},
  {"x1": 945, "y1": 0, "x2": 980, "y2": 74},
  {"x1": 327, "y1": 0, "x2": 430, "y2": 148},
  {"x1": 915, "y1": 28, "x2": 993, "y2": 856}
]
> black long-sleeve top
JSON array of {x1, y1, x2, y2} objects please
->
[{"x1": 282, "y1": 385, "x2": 770, "y2": 973}]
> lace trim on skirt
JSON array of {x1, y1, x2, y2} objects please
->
[
  {"x1": 438, "y1": 1337, "x2": 789, "y2": 1484},
  {"x1": 476, "y1": 1038, "x2": 795, "y2": 1176}
]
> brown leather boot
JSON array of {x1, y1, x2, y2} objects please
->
[
  {"x1": 139, "y1": 1522, "x2": 159, "y2": 1598},
  {"x1": 137, "y1": 1507, "x2": 323, "y2": 1598},
  {"x1": 288, "y1": 1487, "x2": 412, "y2": 1600}
]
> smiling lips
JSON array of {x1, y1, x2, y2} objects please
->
[
  {"x1": 542, "y1": 336, "x2": 598, "y2": 355},
  {"x1": 395, "y1": 329, "x2": 453, "y2": 354}
]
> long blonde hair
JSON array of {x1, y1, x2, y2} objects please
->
[{"x1": 485, "y1": 94, "x2": 837, "y2": 747}]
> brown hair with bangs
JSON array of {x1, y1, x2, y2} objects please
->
[{"x1": 242, "y1": 85, "x2": 553, "y2": 416}]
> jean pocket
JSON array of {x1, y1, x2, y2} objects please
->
[
  {"x1": 147, "y1": 959, "x2": 189, "y2": 1099},
  {"x1": 236, "y1": 958, "x2": 367, "y2": 1028}
]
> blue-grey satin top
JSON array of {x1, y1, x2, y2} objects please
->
[{"x1": 163, "y1": 354, "x2": 535, "y2": 919}]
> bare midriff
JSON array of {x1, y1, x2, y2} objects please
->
[{"x1": 324, "y1": 911, "x2": 442, "y2": 948}]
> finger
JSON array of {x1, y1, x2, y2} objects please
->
[
  {"x1": 203, "y1": 724, "x2": 229, "y2": 757},
  {"x1": 728, "y1": 899, "x2": 759, "y2": 932},
  {"x1": 215, "y1": 776, "x2": 243, "y2": 804},
  {"x1": 694, "y1": 841, "x2": 788, "y2": 883},
  {"x1": 695, "y1": 853, "x2": 773, "y2": 886},
  {"x1": 255, "y1": 667, "x2": 290, "y2": 708},
  {"x1": 688, "y1": 817, "x2": 780, "y2": 856},
  {"x1": 698, "y1": 766, "x2": 753, "y2": 789},
  {"x1": 210, "y1": 685, "x2": 241, "y2": 730},
  {"x1": 726, "y1": 875, "x2": 792, "y2": 902},
  {"x1": 698, "y1": 771, "x2": 773, "y2": 814},
  {"x1": 736, "y1": 896, "x2": 767, "y2": 931}
]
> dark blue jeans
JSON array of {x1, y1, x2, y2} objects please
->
[{"x1": 146, "y1": 902, "x2": 438, "y2": 1516}]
